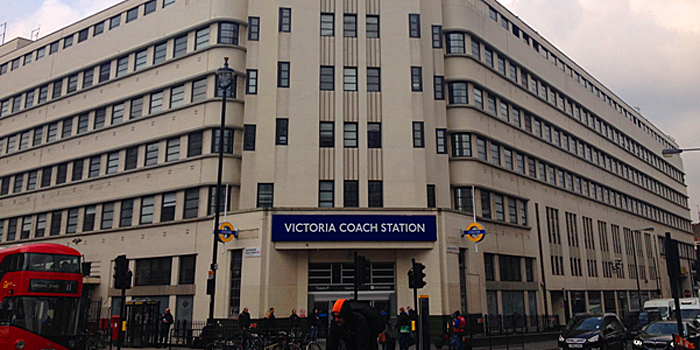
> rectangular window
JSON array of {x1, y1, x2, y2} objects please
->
[
  {"x1": 248, "y1": 17, "x2": 260, "y2": 41},
  {"x1": 166, "y1": 137, "x2": 180, "y2": 162},
  {"x1": 436, "y1": 129, "x2": 447, "y2": 154},
  {"x1": 367, "y1": 15, "x2": 379, "y2": 38},
  {"x1": 35, "y1": 214, "x2": 46, "y2": 238},
  {"x1": 24, "y1": 91, "x2": 34, "y2": 109},
  {"x1": 63, "y1": 35, "x2": 73, "y2": 49},
  {"x1": 491, "y1": 143, "x2": 500, "y2": 165},
  {"x1": 472, "y1": 38, "x2": 481, "y2": 59},
  {"x1": 140, "y1": 196, "x2": 155, "y2": 224},
  {"x1": 38, "y1": 85, "x2": 48, "y2": 103},
  {"x1": 11, "y1": 95, "x2": 21, "y2": 113},
  {"x1": 215, "y1": 74, "x2": 235, "y2": 98},
  {"x1": 61, "y1": 117, "x2": 72, "y2": 139},
  {"x1": 497, "y1": 56, "x2": 506, "y2": 75},
  {"x1": 212, "y1": 129, "x2": 234, "y2": 153},
  {"x1": 6, "y1": 135, "x2": 16, "y2": 153},
  {"x1": 520, "y1": 200, "x2": 528, "y2": 226},
  {"x1": 111, "y1": 103, "x2": 124, "y2": 124},
  {"x1": 508, "y1": 198, "x2": 517, "y2": 224},
  {"x1": 411, "y1": 67, "x2": 422, "y2": 91},
  {"x1": 344, "y1": 181, "x2": 359, "y2": 208},
  {"x1": 275, "y1": 119, "x2": 289, "y2": 145},
  {"x1": 452, "y1": 133, "x2": 471, "y2": 157},
  {"x1": 64, "y1": 208, "x2": 79, "y2": 234},
  {"x1": 368, "y1": 181, "x2": 383, "y2": 208},
  {"x1": 145, "y1": 142, "x2": 159, "y2": 166},
  {"x1": 427, "y1": 185, "x2": 436, "y2": 208},
  {"x1": 89, "y1": 156, "x2": 101, "y2": 177},
  {"x1": 173, "y1": 35, "x2": 188, "y2": 58},
  {"x1": 318, "y1": 122, "x2": 335, "y2": 148},
  {"x1": 163, "y1": 0, "x2": 175, "y2": 7},
  {"x1": 179, "y1": 255, "x2": 196, "y2": 285},
  {"x1": 52, "y1": 80, "x2": 63, "y2": 99},
  {"x1": 27, "y1": 171, "x2": 37, "y2": 190},
  {"x1": 453, "y1": 187, "x2": 473, "y2": 213},
  {"x1": 246, "y1": 69, "x2": 258, "y2": 94},
  {"x1": 487, "y1": 95, "x2": 496, "y2": 115},
  {"x1": 144, "y1": 0, "x2": 156, "y2": 15},
  {"x1": 481, "y1": 190, "x2": 491, "y2": 219},
  {"x1": 56, "y1": 164, "x2": 67, "y2": 184},
  {"x1": 320, "y1": 13, "x2": 334, "y2": 36},
  {"x1": 106, "y1": 152, "x2": 119, "y2": 174},
  {"x1": 135, "y1": 257, "x2": 172, "y2": 286},
  {"x1": 95, "y1": 108, "x2": 106, "y2": 129},
  {"x1": 72, "y1": 159, "x2": 83, "y2": 181},
  {"x1": 208, "y1": 186, "x2": 227, "y2": 215},
  {"x1": 49, "y1": 41, "x2": 59, "y2": 54},
  {"x1": 494, "y1": 194, "x2": 505, "y2": 221},
  {"x1": 18, "y1": 131, "x2": 30, "y2": 150},
  {"x1": 446, "y1": 33, "x2": 465, "y2": 53},
  {"x1": 243, "y1": 125, "x2": 256, "y2": 151},
  {"x1": 161, "y1": 192, "x2": 177, "y2": 222},
  {"x1": 434, "y1": 76, "x2": 445, "y2": 100},
  {"x1": 126, "y1": 7, "x2": 139, "y2": 22},
  {"x1": 101, "y1": 202, "x2": 114, "y2": 229},
  {"x1": 21, "y1": 216, "x2": 32, "y2": 239},
  {"x1": 0, "y1": 177, "x2": 9, "y2": 195},
  {"x1": 474, "y1": 87, "x2": 483, "y2": 109},
  {"x1": 319, "y1": 181, "x2": 334, "y2": 208},
  {"x1": 257, "y1": 183, "x2": 274, "y2": 208},
  {"x1": 409, "y1": 14, "x2": 420, "y2": 38},
  {"x1": 153, "y1": 42, "x2": 167, "y2": 64},
  {"x1": 343, "y1": 122, "x2": 358, "y2": 148},
  {"x1": 320, "y1": 66, "x2": 334, "y2": 91},
  {"x1": 116, "y1": 56, "x2": 129, "y2": 77},
  {"x1": 50, "y1": 212, "x2": 62, "y2": 236},
  {"x1": 183, "y1": 188, "x2": 199, "y2": 219},
  {"x1": 13, "y1": 174, "x2": 24, "y2": 193},
  {"x1": 67, "y1": 74, "x2": 78, "y2": 93},
  {"x1": 94, "y1": 22, "x2": 105, "y2": 36},
  {"x1": 431, "y1": 25, "x2": 442, "y2": 48},
  {"x1": 500, "y1": 102, "x2": 509, "y2": 122},
  {"x1": 500, "y1": 255, "x2": 522, "y2": 282},
  {"x1": 367, "y1": 123, "x2": 381, "y2": 149},
  {"x1": 191, "y1": 78, "x2": 207, "y2": 102},
  {"x1": 195, "y1": 27, "x2": 210, "y2": 50},
  {"x1": 124, "y1": 146, "x2": 138, "y2": 170},
  {"x1": 218, "y1": 22, "x2": 239, "y2": 45},
  {"x1": 339, "y1": 14, "x2": 356, "y2": 38},
  {"x1": 83, "y1": 68, "x2": 94, "y2": 88},
  {"x1": 188, "y1": 131, "x2": 203, "y2": 157},
  {"x1": 170, "y1": 84, "x2": 185, "y2": 108},
  {"x1": 484, "y1": 254, "x2": 495, "y2": 281},
  {"x1": 449, "y1": 82, "x2": 467, "y2": 104},
  {"x1": 484, "y1": 47, "x2": 494, "y2": 68},
  {"x1": 343, "y1": 67, "x2": 358, "y2": 91},
  {"x1": 0, "y1": 100, "x2": 8, "y2": 116},
  {"x1": 77, "y1": 113, "x2": 89, "y2": 134},
  {"x1": 134, "y1": 49, "x2": 148, "y2": 71},
  {"x1": 41, "y1": 167, "x2": 52, "y2": 188},
  {"x1": 477, "y1": 137, "x2": 487, "y2": 161},
  {"x1": 278, "y1": 62, "x2": 290, "y2": 88},
  {"x1": 413, "y1": 122, "x2": 424, "y2": 148},
  {"x1": 279, "y1": 8, "x2": 291, "y2": 32},
  {"x1": 367, "y1": 68, "x2": 381, "y2": 92}
]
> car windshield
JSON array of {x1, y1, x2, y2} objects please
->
[
  {"x1": 567, "y1": 316, "x2": 602, "y2": 331},
  {"x1": 645, "y1": 323, "x2": 682, "y2": 336}
]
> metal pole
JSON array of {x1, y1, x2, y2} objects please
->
[
  {"x1": 665, "y1": 232, "x2": 684, "y2": 339},
  {"x1": 117, "y1": 288, "x2": 126, "y2": 350},
  {"x1": 354, "y1": 251, "x2": 359, "y2": 301},
  {"x1": 412, "y1": 258, "x2": 419, "y2": 350},
  {"x1": 208, "y1": 87, "x2": 227, "y2": 322},
  {"x1": 632, "y1": 232, "x2": 643, "y2": 310}
]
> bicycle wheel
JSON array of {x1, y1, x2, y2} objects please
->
[
  {"x1": 306, "y1": 342, "x2": 322, "y2": 350},
  {"x1": 205, "y1": 342, "x2": 225, "y2": 350}
]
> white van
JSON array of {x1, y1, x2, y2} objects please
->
[
  {"x1": 644, "y1": 298, "x2": 674, "y2": 319},
  {"x1": 646, "y1": 298, "x2": 700, "y2": 320}
]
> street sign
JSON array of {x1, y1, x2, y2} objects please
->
[
  {"x1": 218, "y1": 222, "x2": 237, "y2": 242},
  {"x1": 463, "y1": 222, "x2": 487, "y2": 243}
]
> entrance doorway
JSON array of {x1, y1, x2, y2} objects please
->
[{"x1": 309, "y1": 291, "x2": 395, "y2": 339}]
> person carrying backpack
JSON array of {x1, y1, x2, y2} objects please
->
[
  {"x1": 397, "y1": 307, "x2": 411, "y2": 350},
  {"x1": 327, "y1": 299, "x2": 382, "y2": 350},
  {"x1": 451, "y1": 311, "x2": 467, "y2": 350}
]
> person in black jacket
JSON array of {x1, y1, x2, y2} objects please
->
[
  {"x1": 239, "y1": 307, "x2": 251, "y2": 330},
  {"x1": 397, "y1": 308, "x2": 410, "y2": 350},
  {"x1": 309, "y1": 308, "x2": 320, "y2": 342},
  {"x1": 289, "y1": 309, "x2": 301, "y2": 338},
  {"x1": 159, "y1": 308, "x2": 174, "y2": 348},
  {"x1": 327, "y1": 299, "x2": 377, "y2": 350}
]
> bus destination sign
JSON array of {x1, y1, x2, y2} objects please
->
[{"x1": 29, "y1": 279, "x2": 79, "y2": 294}]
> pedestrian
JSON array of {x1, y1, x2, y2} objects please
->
[
  {"x1": 290, "y1": 309, "x2": 301, "y2": 338},
  {"x1": 159, "y1": 308, "x2": 174, "y2": 348},
  {"x1": 309, "y1": 308, "x2": 320, "y2": 342},
  {"x1": 380, "y1": 310, "x2": 396, "y2": 350},
  {"x1": 239, "y1": 307, "x2": 251, "y2": 330},
  {"x1": 327, "y1": 299, "x2": 381, "y2": 350},
  {"x1": 397, "y1": 307, "x2": 410, "y2": 350},
  {"x1": 450, "y1": 310, "x2": 466, "y2": 350}
]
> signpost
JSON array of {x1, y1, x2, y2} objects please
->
[
  {"x1": 218, "y1": 222, "x2": 237, "y2": 243},
  {"x1": 463, "y1": 222, "x2": 487, "y2": 252}
]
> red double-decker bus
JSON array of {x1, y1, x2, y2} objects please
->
[{"x1": 0, "y1": 243, "x2": 83, "y2": 350}]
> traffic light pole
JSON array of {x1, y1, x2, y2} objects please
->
[
  {"x1": 411, "y1": 258, "x2": 419, "y2": 350},
  {"x1": 354, "y1": 251, "x2": 359, "y2": 301},
  {"x1": 117, "y1": 287, "x2": 126, "y2": 350}
]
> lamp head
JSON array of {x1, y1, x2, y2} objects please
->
[{"x1": 216, "y1": 57, "x2": 235, "y2": 90}]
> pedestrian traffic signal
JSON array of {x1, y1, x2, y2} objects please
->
[
  {"x1": 355, "y1": 255, "x2": 371, "y2": 285},
  {"x1": 408, "y1": 261, "x2": 426, "y2": 289},
  {"x1": 113, "y1": 255, "x2": 132, "y2": 290}
]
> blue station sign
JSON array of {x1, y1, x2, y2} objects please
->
[{"x1": 271, "y1": 215, "x2": 437, "y2": 242}]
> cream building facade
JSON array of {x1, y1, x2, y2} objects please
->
[{"x1": 0, "y1": 0, "x2": 694, "y2": 327}]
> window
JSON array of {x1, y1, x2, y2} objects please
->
[
  {"x1": 367, "y1": 15, "x2": 379, "y2": 38},
  {"x1": 21, "y1": 217, "x2": 32, "y2": 239},
  {"x1": 500, "y1": 102, "x2": 509, "y2": 122},
  {"x1": 449, "y1": 82, "x2": 467, "y2": 104},
  {"x1": 427, "y1": 185, "x2": 436, "y2": 208},
  {"x1": 411, "y1": 67, "x2": 422, "y2": 91},
  {"x1": 491, "y1": 143, "x2": 500, "y2": 165},
  {"x1": 500, "y1": 255, "x2": 522, "y2": 281},
  {"x1": 474, "y1": 87, "x2": 483, "y2": 109},
  {"x1": 477, "y1": 137, "x2": 487, "y2": 161},
  {"x1": 63, "y1": 35, "x2": 73, "y2": 49},
  {"x1": 144, "y1": 0, "x2": 156, "y2": 15},
  {"x1": 343, "y1": 67, "x2": 357, "y2": 91},
  {"x1": 434, "y1": 76, "x2": 445, "y2": 100},
  {"x1": 6, "y1": 135, "x2": 16, "y2": 153},
  {"x1": 484, "y1": 254, "x2": 495, "y2": 281},
  {"x1": 77, "y1": 113, "x2": 89, "y2": 134},
  {"x1": 278, "y1": 62, "x2": 290, "y2": 88},
  {"x1": 94, "y1": 22, "x2": 105, "y2": 36},
  {"x1": 0, "y1": 100, "x2": 8, "y2": 116},
  {"x1": 344, "y1": 14, "x2": 357, "y2": 37},
  {"x1": 319, "y1": 122, "x2": 334, "y2": 148},
  {"x1": 149, "y1": 91, "x2": 163, "y2": 113},
  {"x1": 320, "y1": 66, "x2": 334, "y2": 91},
  {"x1": 173, "y1": 35, "x2": 187, "y2": 58},
  {"x1": 0, "y1": 177, "x2": 9, "y2": 195},
  {"x1": 471, "y1": 38, "x2": 480, "y2": 59},
  {"x1": 38, "y1": 85, "x2": 48, "y2": 103},
  {"x1": 63, "y1": 208, "x2": 78, "y2": 234},
  {"x1": 154, "y1": 42, "x2": 167, "y2": 64},
  {"x1": 50, "y1": 212, "x2": 62, "y2": 236},
  {"x1": 140, "y1": 196, "x2": 155, "y2": 224},
  {"x1": 134, "y1": 49, "x2": 148, "y2": 71},
  {"x1": 67, "y1": 74, "x2": 78, "y2": 93},
  {"x1": 135, "y1": 257, "x2": 172, "y2": 286},
  {"x1": 257, "y1": 183, "x2": 274, "y2": 208},
  {"x1": 145, "y1": 142, "x2": 159, "y2": 166},
  {"x1": 170, "y1": 85, "x2": 185, "y2": 108},
  {"x1": 279, "y1": 8, "x2": 291, "y2": 32},
  {"x1": 27, "y1": 171, "x2": 37, "y2": 190},
  {"x1": 319, "y1": 181, "x2": 334, "y2": 208},
  {"x1": 484, "y1": 47, "x2": 494, "y2": 68},
  {"x1": 163, "y1": 0, "x2": 175, "y2": 7},
  {"x1": 195, "y1": 27, "x2": 210, "y2": 50},
  {"x1": 179, "y1": 255, "x2": 196, "y2": 285},
  {"x1": 367, "y1": 123, "x2": 381, "y2": 148},
  {"x1": 52, "y1": 80, "x2": 63, "y2": 99},
  {"x1": 18, "y1": 131, "x2": 30, "y2": 150},
  {"x1": 368, "y1": 181, "x2": 383, "y2": 208},
  {"x1": 367, "y1": 68, "x2": 381, "y2": 92},
  {"x1": 78, "y1": 29, "x2": 88, "y2": 43},
  {"x1": 494, "y1": 194, "x2": 505, "y2": 221},
  {"x1": 248, "y1": 17, "x2": 260, "y2": 41},
  {"x1": 72, "y1": 159, "x2": 84, "y2": 181},
  {"x1": 343, "y1": 122, "x2": 358, "y2": 148},
  {"x1": 11, "y1": 58, "x2": 20, "y2": 71},
  {"x1": 89, "y1": 156, "x2": 101, "y2": 177},
  {"x1": 452, "y1": 133, "x2": 471, "y2": 157},
  {"x1": 111, "y1": 103, "x2": 124, "y2": 124},
  {"x1": 84, "y1": 205, "x2": 97, "y2": 232},
  {"x1": 107, "y1": 152, "x2": 119, "y2": 174},
  {"x1": 99, "y1": 63, "x2": 110, "y2": 83},
  {"x1": 183, "y1": 188, "x2": 199, "y2": 219},
  {"x1": 49, "y1": 41, "x2": 59, "y2": 54},
  {"x1": 13, "y1": 174, "x2": 24, "y2": 193},
  {"x1": 433, "y1": 129, "x2": 446, "y2": 154},
  {"x1": 487, "y1": 95, "x2": 496, "y2": 115},
  {"x1": 242, "y1": 69, "x2": 258, "y2": 95},
  {"x1": 208, "y1": 186, "x2": 227, "y2": 214},
  {"x1": 320, "y1": 13, "x2": 334, "y2": 36},
  {"x1": 55, "y1": 164, "x2": 67, "y2": 184},
  {"x1": 344, "y1": 181, "x2": 359, "y2": 207},
  {"x1": 431, "y1": 25, "x2": 442, "y2": 48},
  {"x1": 508, "y1": 198, "x2": 517, "y2": 224},
  {"x1": 101, "y1": 202, "x2": 114, "y2": 229},
  {"x1": 243, "y1": 125, "x2": 256, "y2": 151},
  {"x1": 35, "y1": 214, "x2": 46, "y2": 238},
  {"x1": 24, "y1": 91, "x2": 34, "y2": 109},
  {"x1": 272, "y1": 119, "x2": 288, "y2": 145},
  {"x1": 191, "y1": 78, "x2": 207, "y2": 102},
  {"x1": 161, "y1": 192, "x2": 177, "y2": 222},
  {"x1": 166, "y1": 137, "x2": 180, "y2": 162},
  {"x1": 126, "y1": 7, "x2": 138, "y2": 22},
  {"x1": 212, "y1": 129, "x2": 234, "y2": 153},
  {"x1": 11, "y1": 95, "x2": 21, "y2": 113},
  {"x1": 83, "y1": 68, "x2": 94, "y2": 88},
  {"x1": 61, "y1": 117, "x2": 72, "y2": 138},
  {"x1": 453, "y1": 187, "x2": 473, "y2": 213},
  {"x1": 409, "y1": 14, "x2": 420, "y2": 37},
  {"x1": 413, "y1": 122, "x2": 424, "y2": 148},
  {"x1": 497, "y1": 56, "x2": 505, "y2": 75},
  {"x1": 5, "y1": 218, "x2": 16, "y2": 241},
  {"x1": 188, "y1": 131, "x2": 203, "y2": 157},
  {"x1": 41, "y1": 167, "x2": 52, "y2": 188},
  {"x1": 125, "y1": 146, "x2": 138, "y2": 170},
  {"x1": 481, "y1": 190, "x2": 491, "y2": 218}
]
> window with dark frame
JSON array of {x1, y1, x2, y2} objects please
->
[
  {"x1": 321, "y1": 13, "x2": 334, "y2": 36},
  {"x1": 135, "y1": 257, "x2": 172, "y2": 286},
  {"x1": 278, "y1": 62, "x2": 290, "y2": 88},
  {"x1": 257, "y1": 183, "x2": 274, "y2": 208},
  {"x1": 368, "y1": 181, "x2": 383, "y2": 208},
  {"x1": 212, "y1": 128, "x2": 234, "y2": 153},
  {"x1": 144, "y1": 0, "x2": 156, "y2": 15},
  {"x1": 145, "y1": 142, "x2": 159, "y2": 166},
  {"x1": 412, "y1": 122, "x2": 424, "y2": 148},
  {"x1": 78, "y1": 28, "x2": 88, "y2": 43},
  {"x1": 320, "y1": 66, "x2": 334, "y2": 91},
  {"x1": 248, "y1": 17, "x2": 260, "y2": 41},
  {"x1": 50, "y1": 212, "x2": 62, "y2": 236},
  {"x1": 125, "y1": 146, "x2": 138, "y2": 170},
  {"x1": 453, "y1": 187, "x2": 473, "y2": 213},
  {"x1": 120, "y1": 199, "x2": 134, "y2": 227},
  {"x1": 106, "y1": 152, "x2": 119, "y2": 174},
  {"x1": 72, "y1": 159, "x2": 84, "y2": 181},
  {"x1": 367, "y1": 123, "x2": 381, "y2": 149},
  {"x1": 246, "y1": 69, "x2": 258, "y2": 94},
  {"x1": 63, "y1": 35, "x2": 73, "y2": 49},
  {"x1": 411, "y1": 67, "x2": 422, "y2": 91},
  {"x1": 208, "y1": 186, "x2": 228, "y2": 215},
  {"x1": 344, "y1": 181, "x2": 359, "y2": 208},
  {"x1": 409, "y1": 14, "x2": 420, "y2": 38},
  {"x1": 319, "y1": 122, "x2": 334, "y2": 148},
  {"x1": 366, "y1": 15, "x2": 379, "y2": 38},
  {"x1": 432, "y1": 25, "x2": 442, "y2": 48},
  {"x1": 134, "y1": 49, "x2": 147, "y2": 71},
  {"x1": 154, "y1": 42, "x2": 167, "y2": 64},
  {"x1": 343, "y1": 122, "x2": 358, "y2": 148},
  {"x1": 101, "y1": 202, "x2": 114, "y2": 229},
  {"x1": 343, "y1": 67, "x2": 357, "y2": 91},
  {"x1": 99, "y1": 63, "x2": 110, "y2": 83},
  {"x1": 195, "y1": 27, "x2": 210, "y2": 50},
  {"x1": 161, "y1": 192, "x2": 177, "y2": 222},
  {"x1": 275, "y1": 119, "x2": 289, "y2": 145},
  {"x1": 243, "y1": 125, "x2": 256, "y2": 151},
  {"x1": 436, "y1": 129, "x2": 447, "y2": 154},
  {"x1": 367, "y1": 68, "x2": 380, "y2": 92},
  {"x1": 188, "y1": 131, "x2": 203, "y2": 157},
  {"x1": 183, "y1": 188, "x2": 199, "y2": 219},
  {"x1": 191, "y1": 78, "x2": 207, "y2": 102},
  {"x1": 110, "y1": 15, "x2": 121, "y2": 29},
  {"x1": 279, "y1": 8, "x2": 291, "y2": 32},
  {"x1": 166, "y1": 137, "x2": 180, "y2": 162},
  {"x1": 343, "y1": 14, "x2": 357, "y2": 37},
  {"x1": 140, "y1": 196, "x2": 155, "y2": 224},
  {"x1": 179, "y1": 255, "x2": 196, "y2": 284},
  {"x1": 126, "y1": 7, "x2": 139, "y2": 23},
  {"x1": 173, "y1": 35, "x2": 187, "y2": 58},
  {"x1": 89, "y1": 156, "x2": 101, "y2": 178},
  {"x1": 434, "y1": 76, "x2": 445, "y2": 100},
  {"x1": 94, "y1": 22, "x2": 104, "y2": 36},
  {"x1": 319, "y1": 181, "x2": 334, "y2": 208},
  {"x1": 481, "y1": 190, "x2": 491, "y2": 219},
  {"x1": 427, "y1": 185, "x2": 436, "y2": 208},
  {"x1": 83, "y1": 68, "x2": 94, "y2": 88}
]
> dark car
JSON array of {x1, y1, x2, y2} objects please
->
[
  {"x1": 623, "y1": 310, "x2": 662, "y2": 336},
  {"x1": 632, "y1": 321, "x2": 700, "y2": 349},
  {"x1": 558, "y1": 314, "x2": 627, "y2": 350}
]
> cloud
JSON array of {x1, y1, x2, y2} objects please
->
[{"x1": 505, "y1": 0, "x2": 700, "y2": 222}]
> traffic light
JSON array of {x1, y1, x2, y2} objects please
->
[
  {"x1": 408, "y1": 267, "x2": 416, "y2": 289},
  {"x1": 355, "y1": 255, "x2": 371, "y2": 286},
  {"x1": 113, "y1": 255, "x2": 132, "y2": 290},
  {"x1": 408, "y1": 261, "x2": 426, "y2": 289}
]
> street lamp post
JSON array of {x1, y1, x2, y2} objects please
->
[
  {"x1": 208, "y1": 58, "x2": 235, "y2": 322},
  {"x1": 662, "y1": 147, "x2": 700, "y2": 157},
  {"x1": 632, "y1": 227, "x2": 654, "y2": 312}
]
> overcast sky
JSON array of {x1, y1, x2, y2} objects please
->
[{"x1": 2, "y1": 0, "x2": 699, "y2": 223}]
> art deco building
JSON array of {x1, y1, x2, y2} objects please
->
[{"x1": 0, "y1": 0, "x2": 693, "y2": 326}]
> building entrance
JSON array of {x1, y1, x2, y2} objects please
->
[{"x1": 309, "y1": 291, "x2": 395, "y2": 338}]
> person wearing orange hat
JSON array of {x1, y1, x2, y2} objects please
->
[{"x1": 327, "y1": 299, "x2": 376, "y2": 350}]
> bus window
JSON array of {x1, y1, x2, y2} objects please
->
[{"x1": 25, "y1": 254, "x2": 80, "y2": 274}]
